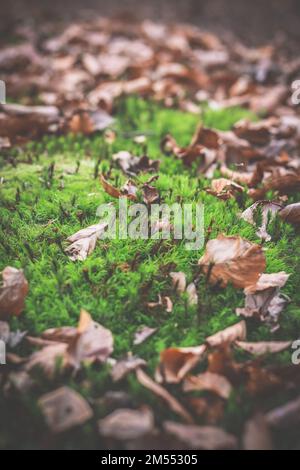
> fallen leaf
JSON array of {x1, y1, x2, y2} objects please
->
[
  {"x1": 156, "y1": 345, "x2": 207, "y2": 383},
  {"x1": 133, "y1": 326, "x2": 157, "y2": 345},
  {"x1": 207, "y1": 178, "x2": 243, "y2": 200},
  {"x1": 237, "y1": 272, "x2": 290, "y2": 330},
  {"x1": 100, "y1": 174, "x2": 137, "y2": 200},
  {"x1": 242, "y1": 414, "x2": 273, "y2": 450},
  {"x1": 25, "y1": 342, "x2": 69, "y2": 378},
  {"x1": 68, "y1": 109, "x2": 114, "y2": 134},
  {"x1": 147, "y1": 295, "x2": 173, "y2": 313},
  {"x1": 0, "y1": 321, "x2": 27, "y2": 348},
  {"x1": 98, "y1": 407, "x2": 154, "y2": 440},
  {"x1": 136, "y1": 368, "x2": 193, "y2": 423},
  {"x1": 113, "y1": 151, "x2": 160, "y2": 176},
  {"x1": 65, "y1": 222, "x2": 108, "y2": 261},
  {"x1": 169, "y1": 272, "x2": 187, "y2": 294},
  {"x1": 67, "y1": 309, "x2": 114, "y2": 369},
  {"x1": 198, "y1": 235, "x2": 266, "y2": 289},
  {"x1": 183, "y1": 372, "x2": 232, "y2": 399},
  {"x1": 38, "y1": 386, "x2": 93, "y2": 433},
  {"x1": 111, "y1": 355, "x2": 146, "y2": 382},
  {"x1": 206, "y1": 321, "x2": 247, "y2": 348},
  {"x1": 235, "y1": 340, "x2": 292, "y2": 355},
  {"x1": 0, "y1": 267, "x2": 29, "y2": 319},
  {"x1": 163, "y1": 421, "x2": 237, "y2": 450},
  {"x1": 142, "y1": 184, "x2": 160, "y2": 204},
  {"x1": 280, "y1": 202, "x2": 300, "y2": 226},
  {"x1": 265, "y1": 395, "x2": 300, "y2": 429},
  {"x1": 186, "y1": 282, "x2": 198, "y2": 306},
  {"x1": 241, "y1": 200, "x2": 283, "y2": 241}
]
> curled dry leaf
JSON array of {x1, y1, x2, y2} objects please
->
[
  {"x1": 100, "y1": 174, "x2": 137, "y2": 201},
  {"x1": 186, "y1": 282, "x2": 198, "y2": 306},
  {"x1": 133, "y1": 326, "x2": 157, "y2": 345},
  {"x1": 38, "y1": 386, "x2": 93, "y2": 433},
  {"x1": 68, "y1": 109, "x2": 114, "y2": 135},
  {"x1": 169, "y1": 272, "x2": 186, "y2": 294},
  {"x1": 0, "y1": 103, "x2": 60, "y2": 142},
  {"x1": 142, "y1": 184, "x2": 160, "y2": 204},
  {"x1": 280, "y1": 202, "x2": 300, "y2": 226},
  {"x1": 198, "y1": 235, "x2": 266, "y2": 290},
  {"x1": 136, "y1": 368, "x2": 193, "y2": 423},
  {"x1": 0, "y1": 321, "x2": 27, "y2": 348},
  {"x1": 241, "y1": 200, "x2": 283, "y2": 241},
  {"x1": 237, "y1": 272, "x2": 290, "y2": 330},
  {"x1": 206, "y1": 320, "x2": 247, "y2": 348},
  {"x1": 206, "y1": 178, "x2": 243, "y2": 200},
  {"x1": 242, "y1": 414, "x2": 273, "y2": 450},
  {"x1": 98, "y1": 407, "x2": 154, "y2": 441},
  {"x1": 67, "y1": 309, "x2": 114, "y2": 369},
  {"x1": 183, "y1": 372, "x2": 232, "y2": 400},
  {"x1": 246, "y1": 271, "x2": 290, "y2": 294},
  {"x1": 156, "y1": 345, "x2": 207, "y2": 384},
  {"x1": 25, "y1": 310, "x2": 113, "y2": 377},
  {"x1": 147, "y1": 295, "x2": 173, "y2": 313},
  {"x1": 235, "y1": 340, "x2": 292, "y2": 355},
  {"x1": 113, "y1": 151, "x2": 160, "y2": 176},
  {"x1": 169, "y1": 273, "x2": 197, "y2": 306},
  {"x1": 65, "y1": 222, "x2": 108, "y2": 261},
  {"x1": 111, "y1": 355, "x2": 146, "y2": 382},
  {"x1": 0, "y1": 267, "x2": 29, "y2": 319},
  {"x1": 163, "y1": 421, "x2": 237, "y2": 450},
  {"x1": 25, "y1": 342, "x2": 69, "y2": 377},
  {"x1": 265, "y1": 395, "x2": 300, "y2": 429}
]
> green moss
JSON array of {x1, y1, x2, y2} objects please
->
[{"x1": 1, "y1": 97, "x2": 300, "y2": 448}]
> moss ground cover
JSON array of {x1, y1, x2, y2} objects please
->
[{"x1": 1, "y1": 97, "x2": 300, "y2": 449}]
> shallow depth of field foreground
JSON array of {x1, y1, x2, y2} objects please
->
[{"x1": 1, "y1": 1, "x2": 300, "y2": 450}]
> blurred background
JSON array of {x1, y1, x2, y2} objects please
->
[{"x1": 1, "y1": 0, "x2": 300, "y2": 48}]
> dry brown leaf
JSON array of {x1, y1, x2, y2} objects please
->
[
  {"x1": 147, "y1": 295, "x2": 173, "y2": 313},
  {"x1": 163, "y1": 421, "x2": 237, "y2": 450},
  {"x1": 206, "y1": 321, "x2": 247, "y2": 348},
  {"x1": 26, "y1": 310, "x2": 113, "y2": 376},
  {"x1": 133, "y1": 326, "x2": 157, "y2": 345},
  {"x1": 186, "y1": 396, "x2": 225, "y2": 424},
  {"x1": 38, "y1": 386, "x2": 93, "y2": 433},
  {"x1": 241, "y1": 200, "x2": 283, "y2": 241},
  {"x1": 0, "y1": 321, "x2": 27, "y2": 348},
  {"x1": 113, "y1": 151, "x2": 160, "y2": 176},
  {"x1": 100, "y1": 174, "x2": 121, "y2": 199},
  {"x1": 237, "y1": 272, "x2": 290, "y2": 330},
  {"x1": 100, "y1": 174, "x2": 137, "y2": 200},
  {"x1": 142, "y1": 184, "x2": 160, "y2": 204},
  {"x1": 183, "y1": 372, "x2": 232, "y2": 399},
  {"x1": 136, "y1": 368, "x2": 193, "y2": 423},
  {"x1": 265, "y1": 395, "x2": 300, "y2": 429},
  {"x1": 67, "y1": 309, "x2": 113, "y2": 369},
  {"x1": 68, "y1": 109, "x2": 114, "y2": 134},
  {"x1": 242, "y1": 414, "x2": 273, "y2": 450},
  {"x1": 65, "y1": 222, "x2": 108, "y2": 261},
  {"x1": 25, "y1": 342, "x2": 69, "y2": 377},
  {"x1": 156, "y1": 345, "x2": 207, "y2": 384},
  {"x1": 169, "y1": 272, "x2": 187, "y2": 294},
  {"x1": 111, "y1": 355, "x2": 146, "y2": 382},
  {"x1": 246, "y1": 271, "x2": 290, "y2": 294},
  {"x1": 198, "y1": 235, "x2": 266, "y2": 289},
  {"x1": 235, "y1": 340, "x2": 292, "y2": 355},
  {"x1": 186, "y1": 282, "x2": 198, "y2": 306},
  {"x1": 0, "y1": 267, "x2": 29, "y2": 319},
  {"x1": 280, "y1": 202, "x2": 300, "y2": 226},
  {"x1": 207, "y1": 178, "x2": 244, "y2": 200},
  {"x1": 98, "y1": 407, "x2": 154, "y2": 441}
]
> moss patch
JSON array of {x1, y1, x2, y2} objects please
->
[{"x1": 1, "y1": 97, "x2": 300, "y2": 449}]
